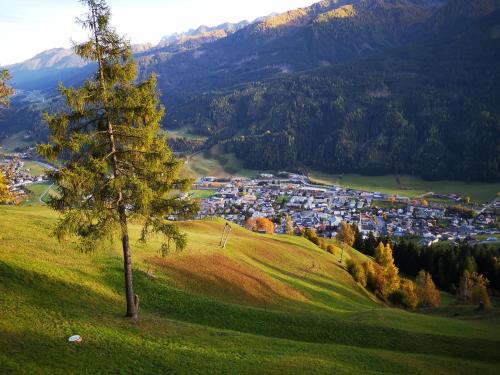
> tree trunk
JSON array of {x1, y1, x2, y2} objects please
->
[
  {"x1": 119, "y1": 205, "x2": 138, "y2": 319},
  {"x1": 87, "y1": 1, "x2": 138, "y2": 319}
]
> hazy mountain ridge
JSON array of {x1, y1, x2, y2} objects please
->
[
  {"x1": 158, "y1": 21, "x2": 250, "y2": 47},
  {"x1": 2, "y1": 0, "x2": 500, "y2": 181}
]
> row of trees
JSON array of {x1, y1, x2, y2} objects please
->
[
  {"x1": 302, "y1": 227, "x2": 337, "y2": 255},
  {"x1": 392, "y1": 240, "x2": 500, "y2": 293},
  {"x1": 348, "y1": 227, "x2": 498, "y2": 308},
  {"x1": 347, "y1": 242, "x2": 441, "y2": 310},
  {"x1": 350, "y1": 224, "x2": 500, "y2": 293},
  {"x1": 330, "y1": 221, "x2": 493, "y2": 308}
]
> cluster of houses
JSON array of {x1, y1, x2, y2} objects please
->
[
  {"x1": 1, "y1": 157, "x2": 498, "y2": 247},
  {"x1": 0, "y1": 154, "x2": 49, "y2": 203},
  {"x1": 195, "y1": 173, "x2": 499, "y2": 246}
]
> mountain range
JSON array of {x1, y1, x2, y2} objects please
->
[{"x1": 1, "y1": 0, "x2": 499, "y2": 181}]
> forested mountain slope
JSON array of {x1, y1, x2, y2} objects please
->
[
  {"x1": 170, "y1": 6, "x2": 500, "y2": 181},
  {"x1": 1, "y1": 0, "x2": 499, "y2": 181}
]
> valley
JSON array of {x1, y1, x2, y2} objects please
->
[
  {"x1": 1, "y1": 0, "x2": 499, "y2": 373},
  {"x1": 2, "y1": 0, "x2": 500, "y2": 182}
]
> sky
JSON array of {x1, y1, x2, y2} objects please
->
[{"x1": 0, "y1": 0, "x2": 318, "y2": 66}]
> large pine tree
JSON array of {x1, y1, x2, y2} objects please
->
[{"x1": 38, "y1": 0, "x2": 197, "y2": 319}]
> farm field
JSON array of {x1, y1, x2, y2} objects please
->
[
  {"x1": 1, "y1": 205, "x2": 499, "y2": 374},
  {"x1": 309, "y1": 172, "x2": 500, "y2": 203},
  {"x1": 21, "y1": 183, "x2": 56, "y2": 205},
  {"x1": 21, "y1": 161, "x2": 47, "y2": 177},
  {"x1": 190, "y1": 189, "x2": 217, "y2": 199},
  {"x1": 181, "y1": 148, "x2": 254, "y2": 178}
]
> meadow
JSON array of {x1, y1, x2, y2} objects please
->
[
  {"x1": 1, "y1": 204, "x2": 499, "y2": 374},
  {"x1": 22, "y1": 183, "x2": 56, "y2": 205},
  {"x1": 21, "y1": 161, "x2": 47, "y2": 177},
  {"x1": 181, "y1": 152, "x2": 500, "y2": 204},
  {"x1": 181, "y1": 148, "x2": 254, "y2": 178},
  {"x1": 309, "y1": 172, "x2": 500, "y2": 203}
]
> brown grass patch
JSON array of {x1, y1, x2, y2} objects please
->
[{"x1": 149, "y1": 253, "x2": 306, "y2": 308}]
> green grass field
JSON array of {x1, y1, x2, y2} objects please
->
[
  {"x1": 21, "y1": 183, "x2": 56, "y2": 205},
  {"x1": 1, "y1": 205, "x2": 499, "y2": 374},
  {"x1": 190, "y1": 189, "x2": 217, "y2": 199},
  {"x1": 181, "y1": 147, "x2": 254, "y2": 178},
  {"x1": 309, "y1": 172, "x2": 500, "y2": 203},
  {"x1": 163, "y1": 126, "x2": 208, "y2": 141},
  {"x1": 21, "y1": 161, "x2": 47, "y2": 177}
]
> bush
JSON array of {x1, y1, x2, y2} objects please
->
[
  {"x1": 336, "y1": 222, "x2": 355, "y2": 246},
  {"x1": 304, "y1": 228, "x2": 320, "y2": 246},
  {"x1": 256, "y1": 217, "x2": 275, "y2": 233},
  {"x1": 326, "y1": 244, "x2": 336, "y2": 255},
  {"x1": 365, "y1": 262, "x2": 386, "y2": 296},
  {"x1": 458, "y1": 271, "x2": 490, "y2": 307},
  {"x1": 246, "y1": 217, "x2": 275, "y2": 233},
  {"x1": 416, "y1": 270, "x2": 440, "y2": 308},
  {"x1": 389, "y1": 279, "x2": 418, "y2": 310},
  {"x1": 319, "y1": 239, "x2": 327, "y2": 250},
  {"x1": 347, "y1": 259, "x2": 367, "y2": 287},
  {"x1": 470, "y1": 284, "x2": 492, "y2": 309},
  {"x1": 374, "y1": 242, "x2": 400, "y2": 296}
]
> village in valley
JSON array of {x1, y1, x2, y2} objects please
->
[
  {"x1": 2, "y1": 149, "x2": 499, "y2": 247},
  {"x1": 193, "y1": 173, "x2": 500, "y2": 247},
  {"x1": 0, "y1": 149, "x2": 51, "y2": 203}
]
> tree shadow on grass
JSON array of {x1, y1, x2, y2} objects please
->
[
  {"x1": 0, "y1": 260, "x2": 120, "y2": 317},
  {"x1": 98, "y1": 264, "x2": 500, "y2": 364},
  {"x1": 0, "y1": 328, "x2": 178, "y2": 374}
]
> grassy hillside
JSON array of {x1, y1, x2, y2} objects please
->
[
  {"x1": 181, "y1": 148, "x2": 254, "y2": 178},
  {"x1": 1, "y1": 205, "x2": 500, "y2": 374}
]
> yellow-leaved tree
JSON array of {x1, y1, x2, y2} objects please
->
[
  {"x1": 416, "y1": 270, "x2": 440, "y2": 308},
  {"x1": 0, "y1": 170, "x2": 11, "y2": 204},
  {"x1": 374, "y1": 242, "x2": 400, "y2": 296}
]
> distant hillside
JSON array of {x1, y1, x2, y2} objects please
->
[
  {"x1": 162, "y1": 0, "x2": 500, "y2": 182},
  {"x1": 1, "y1": 0, "x2": 499, "y2": 181}
]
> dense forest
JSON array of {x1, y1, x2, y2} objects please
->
[
  {"x1": 169, "y1": 7, "x2": 500, "y2": 181},
  {"x1": 353, "y1": 231, "x2": 500, "y2": 292}
]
